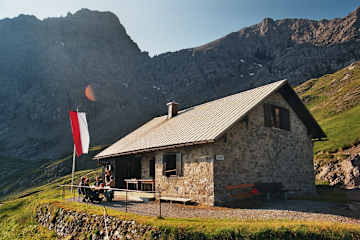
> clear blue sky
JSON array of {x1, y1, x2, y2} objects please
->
[{"x1": 0, "y1": 0, "x2": 359, "y2": 56}]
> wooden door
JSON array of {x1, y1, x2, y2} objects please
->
[{"x1": 114, "y1": 155, "x2": 141, "y2": 188}]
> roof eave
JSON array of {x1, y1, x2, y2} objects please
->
[
  {"x1": 278, "y1": 83, "x2": 327, "y2": 139},
  {"x1": 93, "y1": 139, "x2": 215, "y2": 160}
]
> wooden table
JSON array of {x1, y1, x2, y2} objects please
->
[
  {"x1": 124, "y1": 179, "x2": 155, "y2": 191},
  {"x1": 139, "y1": 179, "x2": 155, "y2": 191}
]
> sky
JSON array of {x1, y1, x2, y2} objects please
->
[{"x1": 0, "y1": 0, "x2": 359, "y2": 56}]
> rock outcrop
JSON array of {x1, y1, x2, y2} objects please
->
[
  {"x1": 315, "y1": 154, "x2": 360, "y2": 188},
  {"x1": 2, "y1": 7, "x2": 360, "y2": 164}
]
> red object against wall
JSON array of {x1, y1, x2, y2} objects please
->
[
  {"x1": 69, "y1": 111, "x2": 83, "y2": 156},
  {"x1": 250, "y1": 188, "x2": 260, "y2": 195}
]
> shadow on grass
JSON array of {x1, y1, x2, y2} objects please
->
[{"x1": 0, "y1": 200, "x2": 26, "y2": 213}]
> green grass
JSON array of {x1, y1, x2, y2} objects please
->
[
  {"x1": 314, "y1": 104, "x2": 360, "y2": 153},
  {"x1": 296, "y1": 62, "x2": 360, "y2": 154},
  {"x1": 0, "y1": 169, "x2": 100, "y2": 240},
  {"x1": 1, "y1": 170, "x2": 360, "y2": 240},
  {"x1": 0, "y1": 156, "x2": 46, "y2": 198}
]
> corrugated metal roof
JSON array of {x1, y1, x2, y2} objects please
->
[{"x1": 94, "y1": 80, "x2": 288, "y2": 159}]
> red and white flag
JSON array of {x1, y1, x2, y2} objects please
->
[{"x1": 69, "y1": 111, "x2": 90, "y2": 156}]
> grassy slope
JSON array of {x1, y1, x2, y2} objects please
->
[
  {"x1": 1, "y1": 170, "x2": 359, "y2": 240},
  {"x1": 295, "y1": 62, "x2": 360, "y2": 153},
  {"x1": 0, "y1": 156, "x2": 46, "y2": 197},
  {"x1": 0, "y1": 169, "x2": 100, "y2": 240},
  {"x1": 0, "y1": 145, "x2": 107, "y2": 199}
]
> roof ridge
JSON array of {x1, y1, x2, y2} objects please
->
[
  {"x1": 175, "y1": 80, "x2": 287, "y2": 116},
  {"x1": 94, "y1": 79, "x2": 289, "y2": 159}
]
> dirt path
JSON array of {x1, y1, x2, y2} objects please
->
[{"x1": 76, "y1": 199, "x2": 360, "y2": 224}]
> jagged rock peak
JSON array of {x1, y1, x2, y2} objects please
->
[
  {"x1": 69, "y1": 8, "x2": 121, "y2": 24},
  {"x1": 45, "y1": 9, "x2": 141, "y2": 54},
  {"x1": 261, "y1": 17, "x2": 275, "y2": 25},
  {"x1": 15, "y1": 14, "x2": 40, "y2": 22},
  {"x1": 258, "y1": 17, "x2": 276, "y2": 35},
  {"x1": 43, "y1": 8, "x2": 125, "y2": 31},
  {"x1": 349, "y1": 6, "x2": 360, "y2": 18}
]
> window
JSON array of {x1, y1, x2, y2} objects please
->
[
  {"x1": 163, "y1": 152, "x2": 183, "y2": 177},
  {"x1": 264, "y1": 103, "x2": 290, "y2": 131}
]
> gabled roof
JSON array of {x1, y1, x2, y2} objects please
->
[{"x1": 94, "y1": 80, "x2": 326, "y2": 160}]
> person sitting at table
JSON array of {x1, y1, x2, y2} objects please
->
[
  {"x1": 93, "y1": 176, "x2": 105, "y2": 195},
  {"x1": 78, "y1": 176, "x2": 86, "y2": 201},
  {"x1": 104, "y1": 170, "x2": 114, "y2": 202},
  {"x1": 104, "y1": 170, "x2": 114, "y2": 187},
  {"x1": 83, "y1": 177, "x2": 92, "y2": 202},
  {"x1": 84, "y1": 178, "x2": 103, "y2": 203}
]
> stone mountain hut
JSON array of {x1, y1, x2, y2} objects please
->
[{"x1": 94, "y1": 80, "x2": 326, "y2": 206}]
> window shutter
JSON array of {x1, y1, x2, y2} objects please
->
[
  {"x1": 280, "y1": 108, "x2": 290, "y2": 131},
  {"x1": 264, "y1": 103, "x2": 272, "y2": 127},
  {"x1": 176, "y1": 153, "x2": 183, "y2": 176}
]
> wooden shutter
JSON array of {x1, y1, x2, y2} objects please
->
[
  {"x1": 280, "y1": 107, "x2": 290, "y2": 131},
  {"x1": 176, "y1": 152, "x2": 183, "y2": 176},
  {"x1": 264, "y1": 103, "x2": 272, "y2": 127}
]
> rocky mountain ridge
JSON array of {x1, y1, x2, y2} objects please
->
[{"x1": 2, "y1": 7, "x2": 360, "y2": 162}]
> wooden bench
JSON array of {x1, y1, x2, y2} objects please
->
[
  {"x1": 254, "y1": 182, "x2": 288, "y2": 200},
  {"x1": 225, "y1": 183, "x2": 288, "y2": 201},
  {"x1": 160, "y1": 196, "x2": 192, "y2": 205},
  {"x1": 225, "y1": 183, "x2": 259, "y2": 200}
]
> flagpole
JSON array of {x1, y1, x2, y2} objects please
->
[
  {"x1": 70, "y1": 144, "x2": 76, "y2": 194},
  {"x1": 70, "y1": 107, "x2": 79, "y2": 195}
]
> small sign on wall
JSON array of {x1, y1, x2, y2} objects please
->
[{"x1": 216, "y1": 155, "x2": 224, "y2": 161}]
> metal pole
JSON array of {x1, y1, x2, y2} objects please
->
[
  {"x1": 70, "y1": 145, "x2": 76, "y2": 194},
  {"x1": 103, "y1": 206, "x2": 109, "y2": 240},
  {"x1": 159, "y1": 191, "x2": 162, "y2": 218},
  {"x1": 125, "y1": 191, "x2": 128, "y2": 213},
  {"x1": 62, "y1": 185, "x2": 65, "y2": 200}
]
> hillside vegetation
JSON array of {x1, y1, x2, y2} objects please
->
[
  {"x1": 296, "y1": 62, "x2": 360, "y2": 153},
  {"x1": 0, "y1": 169, "x2": 100, "y2": 240},
  {"x1": 0, "y1": 145, "x2": 105, "y2": 198}
]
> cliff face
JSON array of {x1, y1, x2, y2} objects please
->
[
  {"x1": 0, "y1": 9, "x2": 151, "y2": 160},
  {"x1": 2, "y1": 8, "x2": 360, "y2": 161},
  {"x1": 147, "y1": 7, "x2": 360, "y2": 108}
]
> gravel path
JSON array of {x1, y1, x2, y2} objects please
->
[{"x1": 85, "y1": 199, "x2": 360, "y2": 224}]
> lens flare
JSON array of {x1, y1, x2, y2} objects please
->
[{"x1": 85, "y1": 85, "x2": 96, "y2": 102}]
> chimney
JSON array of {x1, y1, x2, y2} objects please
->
[{"x1": 167, "y1": 101, "x2": 179, "y2": 119}]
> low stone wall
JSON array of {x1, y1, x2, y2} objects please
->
[{"x1": 36, "y1": 204, "x2": 161, "y2": 240}]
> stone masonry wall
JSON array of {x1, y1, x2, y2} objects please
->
[
  {"x1": 36, "y1": 204, "x2": 161, "y2": 240},
  {"x1": 213, "y1": 92, "x2": 316, "y2": 205},
  {"x1": 154, "y1": 145, "x2": 216, "y2": 205}
]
